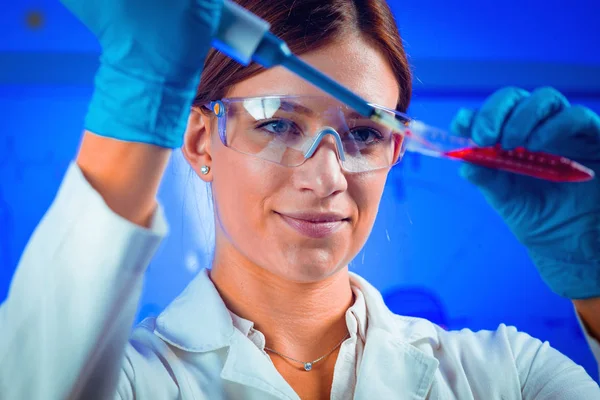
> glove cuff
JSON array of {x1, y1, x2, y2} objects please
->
[
  {"x1": 84, "y1": 62, "x2": 201, "y2": 148},
  {"x1": 529, "y1": 250, "x2": 600, "y2": 299}
]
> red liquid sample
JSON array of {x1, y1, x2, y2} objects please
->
[{"x1": 444, "y1": 145, "x2": 594, "y2": 182}]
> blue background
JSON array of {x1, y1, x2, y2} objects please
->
[{"x1": 1, "y1": 0, "x2": 600, "y2": 381}]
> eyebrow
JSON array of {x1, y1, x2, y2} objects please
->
[
  {"x1": 346, "y1": 110, "x2": 368, "y2": 120},
  {"x1": 278, "y1": 100, "x2": 315, "y2": 116},
  {"x1": 278, "y1": 101, "x2": 370, "y2": 120}
]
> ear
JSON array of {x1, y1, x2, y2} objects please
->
[{"x1": 182, "y1": 108, "x2": 213, "y2": 182}]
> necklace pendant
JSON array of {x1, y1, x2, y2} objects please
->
[{"x1": 304, "y1": 362, "x2": 312, "y2": 371}]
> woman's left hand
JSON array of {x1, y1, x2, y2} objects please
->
[{"x1": 451, "y1": 87, "x2": 600, "y2": 300}]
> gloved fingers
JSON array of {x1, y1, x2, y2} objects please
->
[
  {"x1": 194, "y1": 0, "x2": 224, "y2": 28},
  {"x1": 501, "y1": 87, "x2": 570, "y2": 150},
  {"x1": 453, "y1": 87, "x2": 530, "y2": 147},
  {"x1": 460, "y1": 163, "x2": 542, "y2": 226},
  {"x1": 450, "y1": 108, "x2": 476, "y2": 138},
  {"x1": 60, "y1": 0, "x2": 104, "y2": 33},
  {"x1": 459, "y1": 163, "x2": 516, "y2": 209},
  {"x1": 527, "y1": 105, "x2": 600, "y2": 161}
]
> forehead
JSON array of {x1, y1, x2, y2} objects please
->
[{"x1": 227, "y1": 35, "x2": 400, "y2": 110}]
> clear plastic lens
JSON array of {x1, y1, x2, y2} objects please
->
[{"x1": 209, "y1": 96, "x2": 407, "y2": 172}]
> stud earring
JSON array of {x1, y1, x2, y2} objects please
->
[{"x1": 200, "y1": 165, "x2": 210, "y2": 175}]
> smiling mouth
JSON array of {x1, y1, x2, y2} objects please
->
[{"x1": 277, "y1": 212, "x2": 349, "y2": 239}]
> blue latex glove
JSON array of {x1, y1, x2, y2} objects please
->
[
  {"x1": 451, "y1": 87, "x2": 600, "y2": 299},
  {"x1": 61, "y1": 0, "x2": 223, "y2": 148}
]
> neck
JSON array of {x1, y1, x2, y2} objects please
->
[{"x1": 210, "y1": 243, "x2": 353, "y2": 361}]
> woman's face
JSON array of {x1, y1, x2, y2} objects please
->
[{"x1": 188, "y1": 36, "x2": 400, "y2": 283}]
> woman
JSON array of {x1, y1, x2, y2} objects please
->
[{"x1": 1, "y1": 0, "x2": 600, "y2": 398}]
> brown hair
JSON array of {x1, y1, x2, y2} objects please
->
[{"x1": 194, "y1": 0, "x2": 412, "y2": 112}]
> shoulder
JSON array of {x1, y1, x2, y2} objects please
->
[
  {"x1": 127, "y1": 317, "x2": 187, "y2": 360},
  {"x1": 391, "y1": 315, "x2": 548, "y2": 369},
  {"x1": 389, "y1": 313, "x2": 542, "y2": 357},
  {"x1": 119, "y1": 318, "x2": 182, "y2": 398},
  {"x1": 436, "y1": 322, "x2": 536, "y2": 355},
  {"x1": 124, "y1": 317, "x2": 175, "y2": 369},
  {"x1": 389, "y1": 316, "x2": 598, "y2": 397}
]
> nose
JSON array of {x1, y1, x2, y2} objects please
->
[
  {"x1": 292, "y1": 129, "x2": 348, "y2": 198},
  {"x1": 303, "y1": 128, "x2": 346, "y2": 162}
]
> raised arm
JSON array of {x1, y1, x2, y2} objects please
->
[
  {"x1": 506, "y1": 326, "x2": 600, "y2": 398},
  {"x1": 573, "y1": 298, "x2": 600, "y2": 379},
  {"x1": 0, "y1": 157, "x2": 168, "y2": 399},
  {"x1": 0, "y1": 0, "x2": 222, "y2": 398},
  {"x1": 451, "y1": 87, "x2": 600, "y2": 376}
]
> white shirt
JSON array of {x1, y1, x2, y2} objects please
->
[
  {"x1": 0, "y1": 163, "x2": 599, "y2": 400},
  {"x1": 227, "y1": 284, "x2": 367, "y2": 400}
]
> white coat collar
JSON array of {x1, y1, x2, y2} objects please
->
[
  {"x1": 154, "y1": 269, "x2": 440, "y2": 399},
  {"x1": 154, "y1": 269, "x2": 235, "y2": 352},
  {"x1": 349, "y1": 273, "x2": 440, "y2": 398}
]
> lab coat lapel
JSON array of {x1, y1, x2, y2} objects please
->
[
  {"x1": 154, "y1": 269, "x2": 233, "y2": 352},
  {"x1": 354, "y1": 327, "x2": 438, "y2": 399},
  {"x1": 154, "y1": 269, "x2": 299, "y2": 399},
  {"x1": 220, "y1": 330, "x2": 300, "y2": 400},
  {"x1": 349, "y1": 273, "x2": 439, "y2": 399}
]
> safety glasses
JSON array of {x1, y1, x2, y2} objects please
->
[{"x1": 197, "y1": 95, "x2": 410, "y2": 173}]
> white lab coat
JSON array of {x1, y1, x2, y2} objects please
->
[{"x1": 1, "y1": 163, "x2": 599, "y2": 400}]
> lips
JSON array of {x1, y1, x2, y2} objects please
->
[{"x1": 277, "y1": 212, "x2": 348, "y2": 239}]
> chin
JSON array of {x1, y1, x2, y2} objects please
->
[{"x1": 271, "y1": 250, "x2": 349, "y2": 283}]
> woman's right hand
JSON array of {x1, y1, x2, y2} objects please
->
[
  {"x1": 0, "y1": 4, "x2": 223, "y2": 398},
  {"x1": 63, "y1": 0, "x2": 223, "y2": 148},
  {"x1": 63, "y1": 0, "x2": 223, "y2": 226}
]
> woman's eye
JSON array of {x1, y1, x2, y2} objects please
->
[
  {"x1": 349, "y1": 127, "x2": 383, "y2": 144},
  {"x1": 258, "y1": 119, "x2": 298, "y2": 136}
]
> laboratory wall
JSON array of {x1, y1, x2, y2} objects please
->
[{"x1": 1, "y1": 0, "x2": 600, "y2": 381}]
